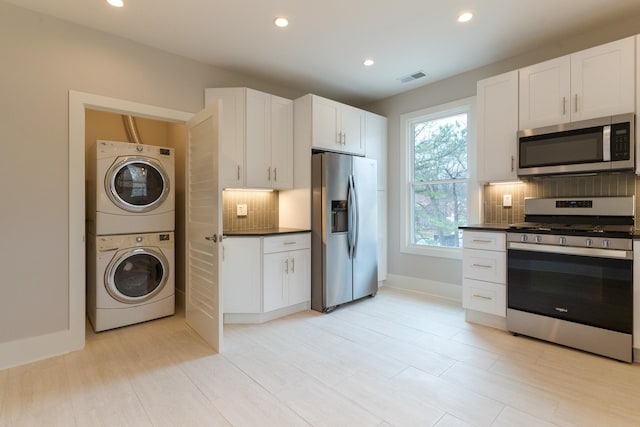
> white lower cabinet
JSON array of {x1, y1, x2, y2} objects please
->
[
  {"x1": 462, "y1": 230, "x2": 506, "y2": 320},
  {"x1": 263, "y1": 248, "x2": 310, "y2": 312},
  {"x1": 223, "y1": 233, "x2": 310, "y2": 323},
  {"x1": 221, "y1": 237, "x2": 262, "y2": 314}
]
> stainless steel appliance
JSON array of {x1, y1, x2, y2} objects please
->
[
  {"x1": 507, "y1": 196, "x2": 634, "y2": 362},
  {"x1": 517, "y1": 113, "x2": 634, "y2": 177},
  {"x1": 311, "y1": 152, "x2": 378, "y2": 312}
]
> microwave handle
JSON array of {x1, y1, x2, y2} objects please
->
[{"x1": 602, "y1": 125, "x2": 611, "y2": 161}]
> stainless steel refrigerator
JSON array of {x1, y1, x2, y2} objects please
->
[{"x1": 311, "y1": 152, "x2": 378, "y2": 312}]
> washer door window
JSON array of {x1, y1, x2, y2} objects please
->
[
  {"x1": 106, "y1": 248, "x2": 169, "y2": 304},
  {"x1": 106, "y1": 157, "x2": 169, "y2": 213}
]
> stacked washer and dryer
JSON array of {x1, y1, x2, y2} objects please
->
[{"x1": 86, "y1": 139, "x2": 176, "y2": 332}]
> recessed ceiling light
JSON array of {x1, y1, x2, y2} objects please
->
[
  {"x1": 363, "y1": 59, "x2": 375, "y2": 67},
  {"x1": 457, "y1": 12, "x2": 473, "y2": 23},
  {"x1": 274, "y1": 17, "x2": 289, "y2": 28},
  {"x1": 106, "y1": 0, "x2": 124, "y2": 7}
]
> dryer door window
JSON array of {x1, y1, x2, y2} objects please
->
[
  {"x1": 106, "y1": 157, "x2": 169, "y2": 213},
  {"x1": 106, "y1": 248, "x2": 168, "y2": 304}
]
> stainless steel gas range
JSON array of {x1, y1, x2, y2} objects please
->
[{"x1": 506, "y1": 196, "x2": 634, "y2": 363}]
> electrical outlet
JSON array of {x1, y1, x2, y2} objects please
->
[
  {"x1": 236, "y1": 204, "x2": 247, "y2": 216},
  {"x1": 503, "y1": 194, "x2": 512, "y2": 207}
]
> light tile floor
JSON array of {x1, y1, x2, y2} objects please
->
[{"x1": 2, "y1": 286, "x2": 640, "y2": 426}]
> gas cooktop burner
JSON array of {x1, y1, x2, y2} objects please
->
[{"x1": 509, "y1": 222, "x2": 633, "y2": 234}]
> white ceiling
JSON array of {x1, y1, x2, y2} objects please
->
[{"x1": 6, "y1": 0, "x2": 640, "y2": 104}]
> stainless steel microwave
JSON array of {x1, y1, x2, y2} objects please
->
[{"x1": 517, "y1": 113, "x2": 635, "y2": 177}]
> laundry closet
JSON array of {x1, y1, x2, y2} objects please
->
[{"x1": 84, "y1": 109, "x2": 187, "y2": 330}]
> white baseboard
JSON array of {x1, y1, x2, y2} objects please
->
[
  {"x1": 223, "y1": 301, "x2": 310, "y2": 324},
  {"x1": 0, "y1": 328, "x2": 84, "y2": 371},
  {"x1": 384, "y1": 274, "x2": 462, "y2": 303}
]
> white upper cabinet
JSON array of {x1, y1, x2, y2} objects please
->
[
  {"x1": 476, "y1": 70, "x2": 519, "y2": 182},
  {"x1": 205, "y1": 87, "x2": 293, "y2": 189},
  {"x1": 637, "y1": 35, "x2": 640, "y2": 175},
  {"x1": 365, "y1": 112, "x2": 387, "y2": 191},
  {"x1": 269, "y1": 95, "x2": 294, "y2": 189},
  {"x1": 205, "y1": 88, "x2": 245, "y2": 188},
  {"x1": 519, "y1": 36, "x2": 635, "y2": 129},
  {"x1": 519, "y1": 55, "x2": 571, "y2": 129},
  {"x1": 298, "y1": 94, "x2": 365, "y2": 155}
]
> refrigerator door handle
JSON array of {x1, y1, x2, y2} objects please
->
[
  {"x1": 351, "y1": 175, "x2": 359, "y2": 258},
  {"x1": 347, "y1": 175, "x2": 355, "y2": 258}
]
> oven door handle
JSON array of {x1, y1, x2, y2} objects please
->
[{"x1": 508, "y1": 242, "x2": 632, "y2": 259}]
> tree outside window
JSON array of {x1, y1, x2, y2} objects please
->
[{"x1": 411, "y1": 113, "x2": 468, "y2": 248}]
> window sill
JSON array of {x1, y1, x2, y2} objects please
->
[{"x1": 401, "y1": 244, "x2": 463, "y2": 260}]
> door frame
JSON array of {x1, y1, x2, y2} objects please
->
[{"x1": 68, "y1": 93, "x2": 191, "y2": 349}]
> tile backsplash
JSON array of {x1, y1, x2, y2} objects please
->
[
  {"x1": 483, "y1": 172, "x2": 638, "y2": 226},
  {"x1": 223, "y1": 190, "x2": 279, "y2": 232}
]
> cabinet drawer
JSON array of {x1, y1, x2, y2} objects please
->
[
  {"x1": 463, "y1": 231, "x2": 505, "y2": 251},
  {"x1": 264, "y1": 233, "x2": 311, "y2": 253},
  {"x1": 462, "y1": 278, "x2": 506, "y2": 317},
  {"x1": 463, "y1": 248, "x2": 506, "y2": 283}
]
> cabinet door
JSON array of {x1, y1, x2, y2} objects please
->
[
  {"x1": 340, "y1": 104, "x2": 365, "y2": 155},
  {"x1": 205, "y1": 89, "x2": 245, "y2": 188},
  {"x1": 245, "y1": 89, "x2": 271, "y2": 188},
  {"x1": 221, "y1": 237, "x2": 262, "y2": 313},
  {"x1": 312, "y1": 96, "x2": 341, "y2": 151},
  {"x1": 476, "y1": 70, "x2": 519, "y2": 182},
  {"x1": 571, "y1": 36, "x2": 635, "y2": 122},
  {"x1": 365, "y1": 112, "x2": 387, "y2": 191},
  {"x1": 263, "y1": 251, "x2": 288, "y2": 312},
  {"x1": 270, "y1": 95, "x2": 293, "y2": 189},
  {"x1": 519, "y1": 56, "x2": 571, "y2": 129},
  {"x1": 288, "y1": 249, "x2": 310, "y2": 306}
]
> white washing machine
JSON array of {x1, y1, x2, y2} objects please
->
[
  {"x1": 87, "y1": 231, "x2": 175, "y2": 332},
  {"x1": 87, "y1": 140, "x2": 175, "y2": 235}
]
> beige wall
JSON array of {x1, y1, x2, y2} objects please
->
[
  {"x1": 0, "y1": 1, "x2": 303, "y2": 346},
  {"x1": 365, "y1": 15, "x2": 640, "y2": 293}
]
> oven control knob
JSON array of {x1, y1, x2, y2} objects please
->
[
  {"x1": 520, "y1": 235, "x2": 528, "y2": 242},
  {"x1": 585, "y1": 238, "x2": 593, "y2": 247},
  {"x1": 534, "y1": 235, "x2": 542, "y2": 243},
  {"x1": 602, "y1": 240, "x2": 609, "y2": 248},
  {"x1": 559, "y1": 237, "x2": 566, "y2": 245}
]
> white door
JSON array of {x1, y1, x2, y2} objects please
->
[{"x1": 185, "y1": 102, "x2": 223, "y2": 351}]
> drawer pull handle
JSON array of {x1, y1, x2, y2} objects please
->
[
  {"x1": 472, "y1": 294, "x2": 493, "y2": 300},
  {"x1": 472, "y1": 239, "x2": 493, "y2": 244},
  {"x1": 283, "y1": 241, "x2": 297, "y2": 245},
  {"x1": 472, "y1": 263, "x2": 492, "y2": 268}
]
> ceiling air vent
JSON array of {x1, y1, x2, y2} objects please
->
[{"x1": 398, "y1": 70, "x2": 428, "y2": 84}]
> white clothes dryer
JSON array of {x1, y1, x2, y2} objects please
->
[
  {"x1": 87, "y1": 231, "x2": 175, "y2": 332},
  {"x1": 87, "y1": 140, "x2": 175, "y2": 235}
]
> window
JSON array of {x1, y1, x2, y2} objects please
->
[{"x1": 400, "y1": 97, "x2": 479, "y2": 258}]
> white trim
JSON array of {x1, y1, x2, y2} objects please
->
[
  {"x1": 399, "y1": 96, "x2": 479, "y2": 259},
  {"x1": 0, "y1": 91, "x2": 192, "y2": 370},
  {"x1": 385, "y1": 273, "x2": 462, "y2": 303}
]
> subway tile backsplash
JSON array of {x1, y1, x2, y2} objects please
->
[
  {"x1": 483, "y1": 172, "x2": 638, "y2": 225},
  {"x1": 223, "y1": 190, "x2": 279, "y2": 232}
]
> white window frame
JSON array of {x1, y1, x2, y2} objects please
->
[{"x1": 399, "y1": 96, "x2": 480, "y2": 259}]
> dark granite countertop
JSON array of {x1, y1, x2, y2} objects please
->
[
  {"x1": 458, "y1": 224, "x2": 510, "y2": 231},
  {"x1": 224, "y1": 227, "x2": 311, "y2": 237}
]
